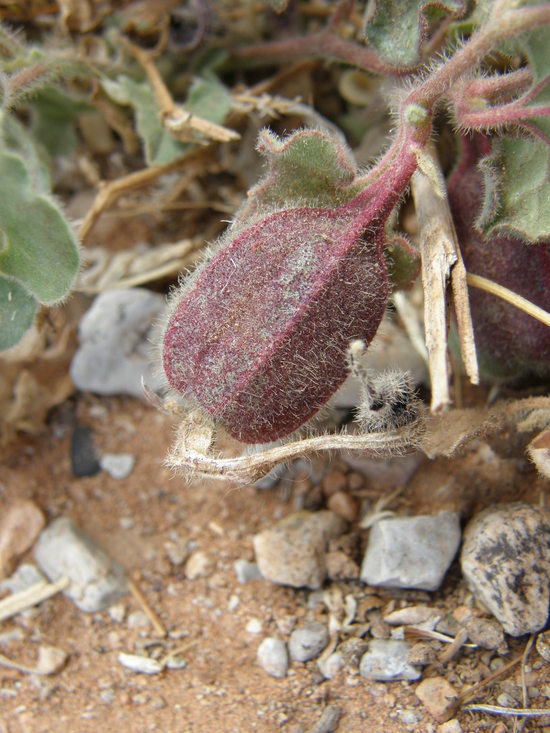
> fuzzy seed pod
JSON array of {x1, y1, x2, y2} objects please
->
[
  {"x1": 448, "y1": 134, "x2": 550, "y2": 380},
  {"x1": 162, "y1": 132, "x2": 418, "y2": 443}
]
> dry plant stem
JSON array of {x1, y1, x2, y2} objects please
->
[
  {"x1": 167, "y1": 418, "x2": 423, "y2": 484},
  {"x1": 392, "y1": 291, "x2": 429, "y2": 365},
  {"x1": 78, "y1": 148, "x2": 212, "y2": 242},
  {"x1": 462, "y1": 704, "x2": 550, "y2": 718},
  {"x1": 128, "y1": 579, "x2": 167, "y2": 638},
  {"x1": 0, "y1": 576, "x2": 69, "y2": 623},
  {"x1": 412, "y1": 168, "x2": 461, "y2": 411},
  {"x1": 458, "y1": 655, "x2": 522, "y2": 706},
  {"x1": 467, "y1": 273, "x2": 550, "y2": 328},
  {"x1": 126, "y1": 40, "x2": 239, "y2": 144},
  {"x1": 414, "y1": 147, "x2": 479, "y2": 397}
]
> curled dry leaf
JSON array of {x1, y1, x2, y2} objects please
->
[{"x1": 528, "y1": 428, "x2": 550, "y2": 479}]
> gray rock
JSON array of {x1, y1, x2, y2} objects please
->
[
  {"x1": 253, "y1": 511, "x2": 347, "y2": 589},
  {"x1": 100, "y1": 453, "x2": 136, "y2": 480},
  {"x1": 234, "y1": 559, "x2": 263, "y2": 584},
  {"x1": 361, "y1": 512, "x2": 461, "y2": 591},
  {"x1": 35, "y1": 517, "x2": 128, "y2": 612},
  {"x1": 460, "y1": 503, "x2": 550, "y2": 636},
  {"x1": 317, "y1": 651, "x2": 344, "y2": 679},
  {"x1": 0, "y1": 563, "x2": 45, "y2": 594},
  {"x1": 289, "y1": 622, "x2": 329, "y2": 662},
  {"x1": 359, "y1": 639, "x2": 421, "y2": 681},
  {"x1": 257, "y1": 637, "x2": 289, "y2": 678},
  {"x1": 70, "y1": 288, "x2": 165, "y2": 398}
]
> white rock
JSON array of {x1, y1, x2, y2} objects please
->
[
  {"x1": 257, "y1": 637, "x2": 289, "y2": 679},
  {"x1": 461, "y1": 503, "x2": 550, "y2": 636},
  {"x1": 100, "y1": 453, "x2": 135, "y2": 480},
  {"x1": 118, "y1": 652, "x2": 163, "y2": 675},
  {"x1": 359, "y1": 639, "x2": 421, "y2": 681},
  {"x1": 361, "y1": 512, "x2": 461, "y2": 591},
  {"x1": 70, "y1": 288, "x2": 165, "y2": 398},
  {"x1": 34, "y1": 516, "x2": 128, "y2": 612}
]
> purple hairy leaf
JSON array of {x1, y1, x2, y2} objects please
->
[{"x1": 449, "y1": 133, "x2": 550, "y2": 380}]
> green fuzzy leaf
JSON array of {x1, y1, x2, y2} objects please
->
[
  {"x1": 0, "y1": 151, "x2": 80, "y2": 304},
  {"x1": 384, "y1": 233, "x2": 421, "y2": 291},
  {"x1": 0, "y1": 275, "x2": 37, "y2": 351},
  {"x1": 102, "y1": 75, "x2": 233, "y2": 166},
  {"x1": 2, "y1": 114, "x2": 51, "y2": 193},
  {"x1": 30, "y1": 86, "x2": 91, "y2": 156},
  {"x1": 244, "y1": 128, "x2": 365, "y2": 215},
  {"x1": 519, "y1": 26, "x2": 550, "y2": 143},
  {"x1": 484, "y1": 136, "x2": 550, "y2": 242},
  {"x1": 363, "y1": 0, "x2": 465, "y2": 68}
]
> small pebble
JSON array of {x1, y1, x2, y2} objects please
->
[
  {"x1": 184, "y1": 551, "x2": 214, "y2": 580},
  {"x1": 325, "y1": 550, "x2": 360, "y2": 581},
  {"x1": 0, "y1": 500, "x2": 45, "y2": 578},
  {"x1": 108, "y1": 603, "x2": 126, "y2": 624},
  {"x1": 359, "y1": 640, "x2": 420, "y2": 681},
  {"x1": 127, "y1": 611, "x2": 150, "y2": 629},
  {"x1": 327, "y1": 492, "x2": 359, "y2": 522},
  {"x1": 361, "y1": 512, "x2": 461, "y2": 591},
  {"x1": 289, "y1": 622, "x2": 329, "y2": 662},
  {"x1": 384, "y1": 605, "x2": 440, "y2": 627},
  {"x1": 100, "y1": 453, "x2": 135, "y2": 480},
  {"x1": 415, "y1": 676, "x2": 459, "y2": 723},
  {"x1": 437, "y1": 720, "x2": 462, "y2": 733},
  {"x1": 460, "y1": 616, "x2": 506, "y2": 652},
  {"x1": 257, "y1": 637, "x2": 289, "y2": 679},
  {"x1": 246, "y1": 618, "x2": 263, "y2": 635},
  {"x1": 118, "y1": 652, "x2": 163, "y2": 675},
  {"x1": 537, "y1": 630, "x2": 550, "y2": 662},
  {"x1": 0, "y1": 563, "x2": 45, "y2": 594},
  {"x1": 317, "y1": 651, "x2": 344, "y2": 679},
  {"x1": 253, "y1": 511, "x2": 347, "y2": 589},
  {"x1": 461, "y1": 503, "x2": 550, "y2": 636},
  {"x1": 34, "y1": 645, "x2": 69, "y2": 676},
  {"x1": 34, "y1": 516, "x2": 128, "y2": 612},
  {"x1": 322, "y1": 470, "x2": 347, "y2": 497},
  {"x1": 70, "y1": 425, "x2": 101, "y2": 478},
  {"x1": 234, "y1": 559, "x2": 263, "y2": 584}
]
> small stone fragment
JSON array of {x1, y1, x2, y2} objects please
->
[
  {"x1": 384, "y1": 604, "x2": 440, "y2": 627},
  {"x1": 234, "y1": 559, "x2": 263, "y2": 584},
  {"x1": 184, "y1": 550, "x2": 214, "y2": 580},
  {"x1": 34, "y1": 516, "x2": 128, "y2": 612},
  {"x1": 460, "y1": 503, "x2": 550, "y2": 636},
  {"x1": 408, "y1": 642, "x2": 438, "y2": 667},
  {"x1": 437, "y1": 720, "x2": 462, "y2": 733},
  {"x1": 35, "y1": 645, "x2": 68, "y2": 676},
  {"x1": 327, "y1": 492, "x2": 359, "y2": 522},
  {"x1": 325, "y1": 550, "x2": 360, "y2": 581},
  {"x1": 322, "y1": 469, "x2": 347, "y2": 497},
  {"x1": 257, "y1": 637, "x2": 289, "y2": 678},
  {"x1": 318, "y1": 651, "x2": 344, "y2": 679},
  {"x1": 253, "y1": 511, "x2": 347, "y2": 589},
  {"x1": 359, "y1": 639, "x2": 421, "y2": 681},
  {"x1": 0, "y1": 563, "x2": 45, "y2": 593},
  {"x1": 289, "y1": 622, "x2": 329, "y2": 662},
  {"x1": 536, "y1": 630, "x2": 550, "y2": 662},
  {"x1": 70, "y1": 288, "x2": 165, "y2": 398},
  {"x1": 415, "y1": 676, "x2": 459, "y2": 723},
  {"x1": 460, "y1": 616, "x2": 506, "y2": 652},
  {"x1": 0, "y1": 500, "x2": 45, "y2": 577},
  {"x1": 361, "y1": 513, "x2": 461, "y2": 591},
  {"x1": 100, "y1": 453, "x2": 135, "y2": 480},
  {"x1": 70, "y1": 425, "x2": 101, "y2": 477},
  {"x1": 118, "y1": 652, "x2": 163, "y2": 675}
]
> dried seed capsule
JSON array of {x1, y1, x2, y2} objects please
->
[{"x1": 162, "y1": 133, "x2": 417, "y2": 443}]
